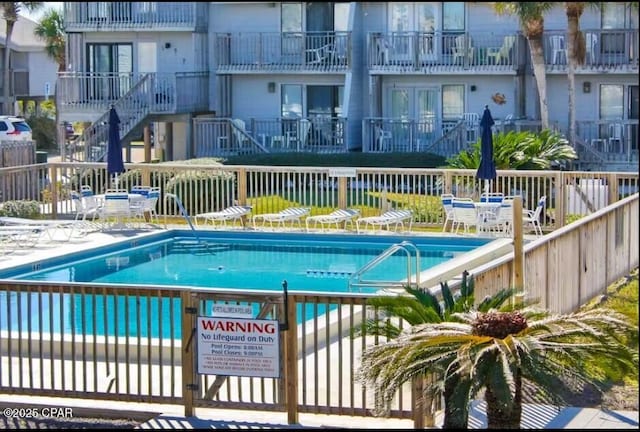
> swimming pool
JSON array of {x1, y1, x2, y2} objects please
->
[
  {"x1": 2, "y1": 231, "x2": 491, "y2": 293},
  {"x1": 0, "y1": 230, "x2": 493, "y2": 338}
]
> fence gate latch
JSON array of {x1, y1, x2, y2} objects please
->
[
  {"x1": 186, "y1": 383, "x2": 199, "y2": 391},
  {"x1": 184, "y1": 306, "x2": 198, "y2": 314}
]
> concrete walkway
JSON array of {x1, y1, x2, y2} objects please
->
[{"x1": 0, "y1": 394, "x2": 637, "y2": 429}]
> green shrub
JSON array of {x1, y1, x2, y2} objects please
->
[
  {"x1": 0, "y1": 200, "x2": 41, "y2": 218},
  {"x1": 27, "y1": 115, "x2": 57, "y2": 151}
]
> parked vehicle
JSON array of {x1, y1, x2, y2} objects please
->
[{"x1": 0, "y1": 116, "x2": 33, "y2": 142}]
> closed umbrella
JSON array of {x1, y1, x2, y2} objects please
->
[
  {"x1": 107, "y1": 105, "x2": 125, "y2": 187},
  {"x1": 476, "y1": 105, "x2": 497, "y2": 195}
]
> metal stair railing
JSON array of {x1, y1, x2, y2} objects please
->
[
  {"x1": 348, "y1": 240, "x2": 421, "y2": 292},
  {"x1": 67, "y1": 73, "x2": 153, "y2": 162}
]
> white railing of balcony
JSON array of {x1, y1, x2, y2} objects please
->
[
  {"x1": 57, "y1": 72, "x2": 208, "y2": 115},
  {"x1": 250, "y1": 118, "x2": 348, "y2": 153},
  {"x1": 576, "y1": 119, "x2": 639, "y2": 162},
  {"x1": 63, "y1": 2, "x2": 204, "y2": 29},
  {"x1": 368, "y1": 31, "x2": 521, "y2": 71},
  {"x1": 215, "y1": 32, "x2": 351, "y2": 72},
  {"x1": 363, "y1": 118, "x2": 445, "y2": 153},
  {"x1": 57, "y1": 72, "x2": 149, "y2": 112},
  {"x1": 544, "y1": 29, "x2": 638, "y2": 70}
]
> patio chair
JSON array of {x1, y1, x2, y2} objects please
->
[
  {"x1": 194, "y1": 205, "x2": 253, "y2": 229},
  {"x1": 452, "y1": 34, "x2": 475, "y2": 65},
  {"x1": 70, "y1": 190, "x2": 102, "y2": 233},
  {"x1": 252, "y1": 207, "x2": 311, "y2": 230},
  {"x1": 477, "y1": 196, "x2": 514, "y2": 237},
  {"x1": 130, "y1": 187, "x2": 161, "y2": 225},
  {"x1": 523, "y1": 195, "x2": 546, "y2": 237},
  {"x1": 451, "y1": 198, "x2": 477, "y2": 234},
  {"x1": 486, "y1": 35, "x2": 516, "y2": 65},
  {"x1": 305, "y1": 208, "x2": 360, "y2": 232},
  {"x1": 99, "y1": 189, "x2": 134, "y2": 229},
  {"x1": 355, "y1": 209, "x2": 413, "y2": 234},
  {"x1": 440, "y1": 193, "x2": 456, "y2": 232}
]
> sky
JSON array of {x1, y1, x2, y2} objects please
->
[{"x1": 19, "y1": 2, "x2": 63, "y2": 22}]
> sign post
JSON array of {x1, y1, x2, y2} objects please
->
[{"x1": 44, "y1": 82, "x2": 51, "y2": 101}]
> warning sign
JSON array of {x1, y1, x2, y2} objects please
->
[{"x1": 197, "y1": 316, "x2": 280, "y2": 378}]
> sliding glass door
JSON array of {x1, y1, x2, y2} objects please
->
[{"x1": 86, "y1": 43, "x2": 133, "y2": 100}]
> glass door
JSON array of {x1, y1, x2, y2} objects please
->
[
  {"x1": 416, "y1": 88, "x2": 438, "y2": 145},
  {"x1": 86, "y1": 43, "x2": 132, "y2": 100},
  {"x1": 417, "y1": 3, "x2": 438, "y2": 62}
]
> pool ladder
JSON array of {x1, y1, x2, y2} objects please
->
[{"x1": 348, "y1": 240, "x2": 421, "y2": 292}]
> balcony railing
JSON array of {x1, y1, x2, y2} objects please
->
[
  {"x1": 368, "y1": 31, "x2": 524, "y2": 73},
  {"x1": 576, "y1": 119, "x2": 639, "y2": 163},
  {"x1": 194, "y1": 117, "x2": 348, "y2": 157},
  {"x1": 63, "y1": 2, "x2": 208, "y2": 31},
  {"x1": 56, "y1": 72, "x2": 209, "y2": 116},
  {"x1": 544, "y1": 29, "x2": 638, "y2": 71},
  {"x1": 214, "y1": 32, "x2": 351, "y2": 73}
]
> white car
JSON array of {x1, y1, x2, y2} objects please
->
[{"x1": 0, "y1": 116, "x2": 33, "y2": 142}]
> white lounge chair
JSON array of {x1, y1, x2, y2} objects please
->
[
  {"x1": 355, "y1": 209, "x2": 413, "y2": 233},
  {"x1": 305, "y1": 208, "x2": 360, "y2": 232},
  {"x1": 194, "y1": 205, "x2": 252, "y2": 229},
  {"x1": 252, "y1": 207, "x2": 310, "y2": 230},
  {"x1": 0, "y1": 216, "x2": 80, "y2": 242}
]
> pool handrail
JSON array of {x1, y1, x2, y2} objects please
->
[{"x1": 348, "y1": 240, "x2": 421, "y2": 291}]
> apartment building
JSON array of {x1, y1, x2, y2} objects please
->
[
  {"x1": 57, "y1": 2, "x2": 638, "y2": 171},
  {"x1": 0, "y1": 15, "x2": 59, "y2": 115}
]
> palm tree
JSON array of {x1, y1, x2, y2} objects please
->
[
  {"x1": 34, "y1": 7, "x2": 65, "y2": 151},
  {"x1": 360, "y1": 273, "x2": 524, "y2": 429},
  {"x1": 358, "y1": 307, "x2": 637, "y2": 429},
  {"x1": 34, "y1": 7, "x2": 65, "y2": 71},
  {"x1": 564, "y1": 2, "x2": 587, "y2": 149},
  {"x1": 1, "y1": 2, "x2": 44, "y2": 114},
  {"x1": 493, "y1": 2, "x2": 555, "y2": 130}
]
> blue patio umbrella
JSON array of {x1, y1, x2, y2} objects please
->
[
  {"x1": 107, "y1": 106, "x2": 125, "y2": 185},
  {"x1": 476, "y1": 105, "x2": 497, "y2": 194}
]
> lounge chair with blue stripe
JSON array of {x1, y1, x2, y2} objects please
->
[
  {"x1": 194, "y1": 205, "x2": 253, "y2": 229},
  {"x1": 355, "y1": 209, "x2": 413, "y2": 233},
  {"x1": 252, "y1": 207, "x2": 311, "y2": 230},
  {"x1": 305, "y1": 208, "x2": 360, "y2": 232}
]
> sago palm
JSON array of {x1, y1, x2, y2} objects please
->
[
  {"x1": 358, "y1": 307, "x2": 638, "y2": 429},
  {"x1": 359, "y1": 272, "x2": 525, "y2": 429}
]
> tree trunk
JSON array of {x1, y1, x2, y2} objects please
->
[
  {"x1": 566, "y1": 5, "x2": 584, "y2": 150},
  {"x1": 2, "y1": 20, "x2": 15, "y2": 115},
  {"x1": 442, "y1": 371, "x2": 470, "y2": 429},
  {"x1": 527, "y1": 35, "x2": 549, "y2": 130},
  {"x1": 485, "y1": 369, "x2": 522, "y2": 429}
]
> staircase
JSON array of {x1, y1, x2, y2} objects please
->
[{"x1": 64, "y1": 74, "x2": 153, "y2": 162}]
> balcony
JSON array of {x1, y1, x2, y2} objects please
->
[
  {"x1": 63, "y1": 2, "x2": 208, "y2": 32},
  {"x1": 544, "y1": 29, "x2": 638, "y2": 72},
  {"x1": 368, "y1": 31, "x2": 524, "y2": 74},
  {"x1": 194, "y1": 117, "x2": 348, "y2": 157},
  {"x1": 576, "y1": 119, "x2": 639, "y2": 164},
  {"x1": 214, "y1": 32, "x2": 351, "y2": 73},
  {"x1": 56, "y1": 72, "x2": 209, "y2": 121}
]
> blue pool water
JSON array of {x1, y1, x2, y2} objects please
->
[{"x1": 0, "y1": 230, "x2": 492, "y2": 338}]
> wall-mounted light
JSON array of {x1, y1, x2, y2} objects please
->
[
  {"x1": 164, "y1": 42, "x2": 171, "y2": 49},
  {"x1": 470, "y1": 85, "x2": 477, "y2": 92},
  {"x1": 583, "y1": 81, "x2": 591, "y2": 93},
  {"x1": 267, "y1": 82, "x2": 276, "y2": 93}
]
